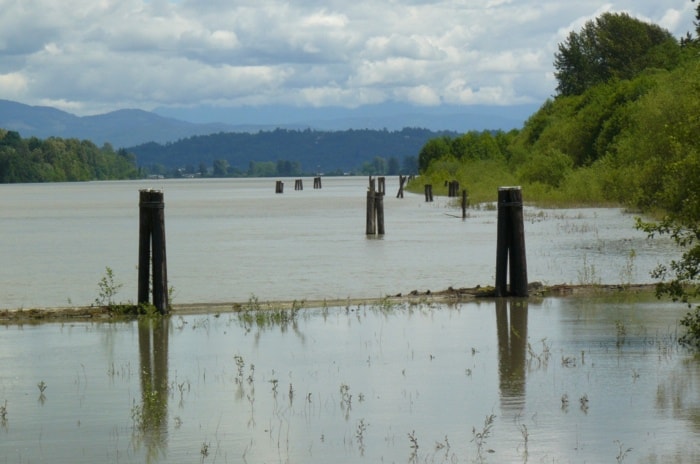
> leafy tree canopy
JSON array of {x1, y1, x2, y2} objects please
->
[{"x1": 554, "y1": 12, "x2": 678, "y2": 96}]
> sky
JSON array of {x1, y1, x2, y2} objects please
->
[{"x1": 0, "y1": 0, "x2": 695, "y2": 119}]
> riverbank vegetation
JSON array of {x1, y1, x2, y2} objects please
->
[{"x1": 413, "y1": 6, "x2": 700, "y2": 343}]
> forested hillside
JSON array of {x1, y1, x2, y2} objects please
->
[
  {"x1": 0, "y1": 129, "x2": 138, "y2": 182},
  {"x1": 128, "y1": 127, "x2": 452, "y2": 176}
]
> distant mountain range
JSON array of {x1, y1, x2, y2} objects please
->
[{"x1": 0, "y1": 99, "x2": 540, "y2": 148}]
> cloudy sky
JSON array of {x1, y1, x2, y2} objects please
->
[{"x1": 0, "y1": 0, "x2": 695, "y2": 119}]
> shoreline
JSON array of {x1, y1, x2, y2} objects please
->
[{"x1": 0, "y1": 282, "x2": 660, "y2": 324}]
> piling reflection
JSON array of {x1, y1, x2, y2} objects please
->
[
  {"x1": 496, "y1": 298, "x2": 528, "y2": 413},
  {"x1": 136, "y1": 317, "x2": 170, "y2": 462}
]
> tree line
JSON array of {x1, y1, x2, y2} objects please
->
[
  {"x1": 416, "y1": 6, "x2": 700, "y2": 345},
  {"x1": 130, "y1": 127, "x2": 435, "y2": 178},
  {"x1": 0, "y1": 129, "x2": 138, "y2": 182}
]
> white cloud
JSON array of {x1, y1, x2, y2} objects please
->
[{"x1": 0, "y1": 0, "x2": 694, "y2": 114}]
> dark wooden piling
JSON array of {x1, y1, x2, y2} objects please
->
[
  {"x1": 366, "y1": 176, "x2": 385, "y2": 235},
  {"x1": 396, "y1": 175, "x2": 407, "y2": 198},
  {"x1": 447, "y1": 180, "x2": 460, "y2": 197},
  {"x1": 495, "y1": 186, "x2": 528, "y2": 297},
  {"x1": 313, "y1": 176, "x2": 322, "y2": 189},
  {"x1": 138, "y1": 189, "x2": 169, "y2": 314},
  {"x1": 461, "y1": 189, "x2": 468, "y2": 219},
  {"x1": 377, "y1": 176, "x2": 386, "y2": 196},
  {"x1": 295, "y1": 179, "x2": 303, "y2": 191},
  {"x1": 424, "y1": 184, "x2": 433, "y2": 202},
  {"x1": 366, "y1": 177, "x2": 376, "y2": 235},
  {"x1": 275, "y1": 181, "x2": 284, "y2": 194}
]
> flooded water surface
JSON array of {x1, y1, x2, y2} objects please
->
[
  {"x1": 0, "y1": 177, "x2": 679, "y2": 309},
  {"x1": 1, "y1": 297, "x2": 699, "y2": 463},
  {"x1": 1, "y1": 177, "x2": 697, "y2": 463}
]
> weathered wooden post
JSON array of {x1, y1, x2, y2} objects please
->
[
  {"x1": 294, "y1": 179, "x2": 303, "y2": 190},
  {"x1": 366, "y1": 177, "x2": 377, "y2": 235},
  {"x1": 461, "y1": 189, "x2": 468, "y2": 219},
  {"x1": 313, "y1": 176, "x2": 322, "y2": 189},
  {"x1": 424, "y1": 184, "x2": 433, "y2": 202},
  {"x1": 275, "y1": 180, "x2": 284, "y2": 193},
  {"x1": 396, "y1": 175, "x2": 407, "y2": 198},
  {"x1": 495, "y1": 186, "x2": 528, "y2": 297},
  {"x1": 138, "y1": 189, "x2": 169, "y2": 314},
  {"x1": 365, "y1": 176, "x2": 385, "y2": 235},
  {"x1": 377, "y1": 176, "x2": 386, "y2": 196}
]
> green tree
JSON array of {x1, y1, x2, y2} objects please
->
[
  {"x1": 418, "y1": 137, "x2": 452, "y2": 172},
  {"x1": 213, "y1": 159, "x2": 230, "y2": 177},
  {"x1": 554, "y1": 12, "x2": 677, "y2": 96}
]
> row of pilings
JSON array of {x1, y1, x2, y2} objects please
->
[{"x1": 136, "y1": 179, "x2": 528, "y2": 314}]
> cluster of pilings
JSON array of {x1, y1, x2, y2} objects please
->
[
  {"x1": 275, "y1": 181, "x2": 284, "y2": 194},
  {"x1": 132, "y1": 179, "x2": 528, "y2": 317},
  {"x1": 313, "y1": 176, "x2": 322, "y2": 189},
  {"x1": 366, "y1": 176, "x2": 385, "y2": 235},
  {"x1": 294, "y1": 179, "x2": 304, "y2": 190},
  {"x1": 446, "y1": 180, "x2": 460, "y2": 197}
]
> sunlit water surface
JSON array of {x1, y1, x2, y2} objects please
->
[
  {"x1": 0, "y1": 177, "x2": 679, "y2": 310},
  {"x1": 1, "y1": 297, "x2": 699, "y2": 463}
]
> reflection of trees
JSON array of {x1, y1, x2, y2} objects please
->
[
  {"x1": 136, "y1": 317, "x2": 169, "y2": 462},
  {"x1": 496, "y1": 299, "x2": 528, "y2": 413}
]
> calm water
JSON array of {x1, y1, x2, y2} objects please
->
[
  {"x1": 1, "y1": 297, "x2": 698, "y2": 463},
  {"x1": 0, "y1": 177, "x2": 679, "y2": 310}
]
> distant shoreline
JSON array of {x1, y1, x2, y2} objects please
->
[{"x1": 0, "y1": 283, "x2": 659, "y2": 325}]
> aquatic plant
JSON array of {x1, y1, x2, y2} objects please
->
[
  {"x1": 577, "y1": 255, "x2": 601, "y2": 286},
  {"x1": 95, "y1": 267, "x2": 123, "y2": 308},
  {"x1": 37, "y1": 380, "x2": 47, "y2": 393},
  {"x1": 408, "y1": 430, "x2": 419, "y2": 462},
  {"x1": 615, "y1": 320, "x2": 627, "y2": 347},
  {"x1": 356, "y1": 418, "x2": 368, "y2": 455},
  {"x1": 471, "y1": 413, "x2": 496, "y2": 462},
  {"x1": 0, "y1": 400, "x2": 7, "y2": 423},
  {"x1": 615, "y1": 440, "x2": 632, "y2": 463}
]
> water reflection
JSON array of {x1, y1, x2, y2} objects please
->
[
  {"x1": 136, "y1": 317, "x2": 170, "y2": 462},
  {"x1": 496, "y1": 298, "x2": 528, "y2": 413}
]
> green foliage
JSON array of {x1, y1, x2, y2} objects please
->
[
  {"x1": 554, "y1": 12, "x2": 677, "y2": 96},
  {"x1": 96, "y1": 267, "x2": 124, "y2": 308},
  {"x1": 0, "y1": 132, "x2": 138, "y2": 183}
]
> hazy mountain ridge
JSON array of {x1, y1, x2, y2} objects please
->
[{"x1": 0, "y1": 99, "x2": 538, "y2": 148}]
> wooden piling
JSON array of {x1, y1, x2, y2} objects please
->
[
  {"x1": 495, "y1": 186, "x2": 528, "y2": 297},
  {"x1": 295, "y1": 179, "x2": 303, "y2": 191},
  {"x1": 275, "y1": 181, "x2": 284, "y2": 194},
  {"x1": 424, "y1": 184, "x2": 433, "y2": 202},
  {"x1": 461, "y1": 189, "x2": 468, "y2": 219},
  {"x1": 377, "y1": 176, "x2": 386, "y2": 196},
  {"x1": 396, "y1": 175, "x2": 407, "y2": 198},
  {"x1": 366, "y1": 177, "x2": 376, "y2": 235},
  {"x1": 313, "y1": 176, "x2": 322, "y2": 189},
  {"x1": 366, "y1": 176, "x2": 385, "y2": 235},
  {"x1": 138, "y1": 189, "x2": 169, "y2": 314}
]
